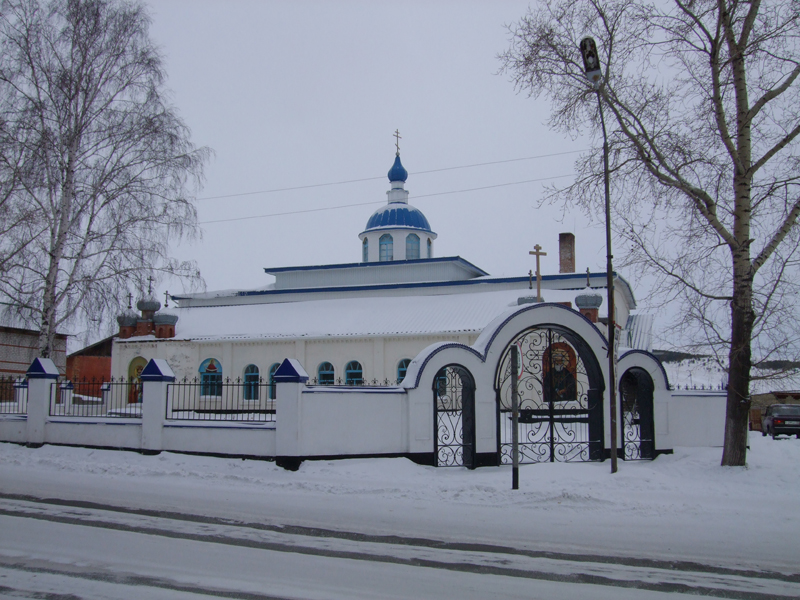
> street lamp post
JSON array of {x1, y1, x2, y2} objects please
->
[{"x1": 580, "y1": 36, "x2": 618, "y2": 474}]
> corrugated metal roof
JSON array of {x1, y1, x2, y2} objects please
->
[
  {"x1": 624, "y1": 313, "x2": 654, "y2": 352},
  {"x1": 156, "y1": 288, "x2": 587, "y2": 343}
]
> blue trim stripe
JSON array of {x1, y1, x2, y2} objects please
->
[{"x1": 262, "y1": 256, "x2": 486, "y2": 276}]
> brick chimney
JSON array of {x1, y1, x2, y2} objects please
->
[{"x1": 559, "y1": 233, "x2": 575, "y2": 273}]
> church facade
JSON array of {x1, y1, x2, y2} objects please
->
[
  {"x1": 111, "y1": 153, "x2": 641, "y2": 392},
  {"x1": 105, "y1": 151, "x2": 723, "y2": 466}
]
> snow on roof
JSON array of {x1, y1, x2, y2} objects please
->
[{"x1": 151, "y1": 288, "x2": 592, "y2": 343}]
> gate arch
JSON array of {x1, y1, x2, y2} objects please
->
[
  {"x1": 433, "y1": 364, "x2": 476, "y2": 468},
  {"x1": 620, "y1": 367, "x2": 655, "y2": 460},
  {"x1": 494, "y1": 325, "x2": 604, "y2": 463}
]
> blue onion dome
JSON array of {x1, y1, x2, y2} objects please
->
[
  {"x1": 387, "y1": 154, "x2": 408, "y2": 182},
  {"x1": 363, "y1": 204, "x2": 433, "y2": 233}
]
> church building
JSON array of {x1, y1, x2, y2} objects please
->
[{"x1": 111, "y1": 151, "x2": 645, "y2": 391}]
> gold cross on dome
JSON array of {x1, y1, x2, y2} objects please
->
[
  {"x1": 394, "y1": 129, "x2": 402, "y2": 154},
  {"x1": 529, "y1": 244, "x2": 547, "y2": 301}
]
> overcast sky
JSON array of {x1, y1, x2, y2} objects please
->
[{"x1": 145, "y1": 1, "x2": 614, "y2": 299}]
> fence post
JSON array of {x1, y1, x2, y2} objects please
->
[
  {"x1": 25, "y1": 358, "x2": 60, "y2": 447},
  {"x1": 273, "y1": 358, "x2": 308, "y2": 470},
  {"x1": 140, "y1": 358, "x2": 175, "y2": 455}
]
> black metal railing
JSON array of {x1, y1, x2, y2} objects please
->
[
  {"x1": 671, "y1": 383, "x2": 725, "y2": 391},
  {"x1": 0, "y1": 376, "x2": 27, "y2": 415},
  {"x1": 49, "y1": 378, "x2": 142, "y2": 418},
  {"x1": 166, "y1": 377, "x2": 276, "y2": 422},
  {"x1": 307, "y1": 377, "x2": 404, "y2": 386}
]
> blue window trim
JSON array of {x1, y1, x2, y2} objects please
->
[
  {"x1": 397, "y1": 358, "x2": 411, "y2": 383},
  {"x1": 406, "y1": 234, "x2": 420, "y2": 260},
  {"x1": 268, "y1": 362, "x2": 280, "y2": 399},
  {"x1": 379, "y1": 234, "x2": 393, "y2": 262},
  {"x1": 199, "y1": 358, "x2": 223, "y2": 397},
  {"x1": 345, "y1": 360, "x2": 363, "y2": 385},
  {"x1": 318, "y1": 361, "x2": 335, "y2": 385},
  {"x1": 244, "y1": 364, "x2": 259, "y2": 401}
]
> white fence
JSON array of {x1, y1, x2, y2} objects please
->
[{"x1": 0, "y1": 357, "x2": 729, "y2": 466}]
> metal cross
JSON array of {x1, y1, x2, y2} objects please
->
[
  {"x1": 147, "y1": 275, "x2": 154, "y2": 295},
  {"x1": 529, "y1": 244, "x2": 547, "y2": 301},
  {"x1": 394, "y1": 129, "x2": 401, "y2": 154},
  {"x1": 164, "y1": 290, "x2": 169, "y2": 308},
  {"x1": 127, "y1": 292, "x2": 133, "y2": 310}
]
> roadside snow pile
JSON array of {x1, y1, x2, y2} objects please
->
[
  {"x1": 1, "y1": 434, "x2": 798, "y2": 510},
  {"x1": 2, "y1": 434, "x2": 799, "y2": 571}
]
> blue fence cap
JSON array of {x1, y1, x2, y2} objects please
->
[
  {"x1": 27, "y1": 358, "x2": 60, "y2": 379},
  {"x1": 140, "y1": 359, "x2": 176, "y2": 382},
  {"x1": 273, "y1": 358, "x2": 309, "y2": 383}
]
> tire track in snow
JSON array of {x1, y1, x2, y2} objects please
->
[{"x1": 1, "y1": 494, "x2": 798, "y2": 599}]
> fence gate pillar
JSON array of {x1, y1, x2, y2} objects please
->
[
  {"x1": 25, "y1": 358, "x2": 60, "y2": 447},
  {"x1": 273, "y1": 358, "x2": 308, "y2": 470},
  {"x1": 140, "y1": 359, "x2": 175, "y2": 455}
]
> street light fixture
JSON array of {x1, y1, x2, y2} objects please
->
[{"x1": 580, "y1": 36, "x2": 618, "y2": 474}]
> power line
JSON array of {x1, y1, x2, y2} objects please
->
[
  {"x1": 198, "y1": 173, "x2": 575, "y2": 225},
  {"x1": 196, "y1": 149, "x2": 588, "y2": 202}
]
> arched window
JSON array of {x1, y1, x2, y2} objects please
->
[
  {"x1": 379, "y1": 234, "x2": 393, "y2": 261},
  {"x1": 397, "y1": 358, "x2": 411, "y2": 383},
  {"x1": 406, "y1": 234, "x2": 420, "y2": 260},
  {"x1": 244, "y1": 364, "x2": 259, "y2": 401},
  {"x1": 427, "y1": 238, "x2": 432, "y2": 258},
  {"x1": 345, "y1": 361, "x2": 363, "y2": 385},
  {"x1": 362, "y1": 238, "x2": 368, "y2": 262},
  {"x1": 318, "y1": 362, "x2": 335, "y2": 385},
  {"x1": 268, "y1": 363, "x2": 280, "y2": 400},
  {"x1": 127, "y1": 357, "x2": 147, "y2": 404},
  {"x1": 199, "y1": 358, "x2": 222, "y2": 397}
]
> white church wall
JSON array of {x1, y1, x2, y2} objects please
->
[
  {"x1": 162, "y1": 423, "x2": 276, "y2": 457},
  {"x1": 44, "y1": 420, "x2": 142, "y2": 449},
  {"x1": 294, "y1": 387, "x2": 408, "y2": 456},
  {"x1": 111, "y1": 333, "x2": 483, "y2": 390},
  {"x1": 658, "y1": 390, "x2": 727, "y2": 448},
  {"x1": 0, "y1": 416, "x2": 27, "y2": 443}
]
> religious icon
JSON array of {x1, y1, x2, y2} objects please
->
[
  {"x1": 543, "y1": 343, "x2": 577, "y2": 402},
  {"x1": 128, "y1": 359, "x2": 146, "y2": 404}
]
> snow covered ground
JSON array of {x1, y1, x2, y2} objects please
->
[{"x1": 1, "y1": 434, "x2": 799, "y2": 599}]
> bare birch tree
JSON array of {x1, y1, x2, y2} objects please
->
[
  {"x1": 0, "y1": 0, "x2": 209, "y2": 357},
  {"x1": 500, "y1": 0, "x2": 800, "y2": 466}
]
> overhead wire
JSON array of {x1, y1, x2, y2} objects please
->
[
  {"x1": 198, "y1": 173, "x2": 576, "y2": 225},
  {"x1": 196, "y1": 148, "x2": 588, "y2": 225},
  {"x1": 196, "y1": 148, "x2": 588, "y2": 201}
]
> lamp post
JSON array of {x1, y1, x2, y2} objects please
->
[{"x1": 580, "y1": 36, "x2": 618, "y2": 474}]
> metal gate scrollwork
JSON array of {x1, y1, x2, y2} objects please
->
[
  {"x1": 620, "y1": 368, "x2": 655, "y2": 460},
  {"x1": 496, "y1": 327, "x2": 604, "y2": 463},
  {"x1": 434, "y1": 365, "x2": 475, "y2": 467}
]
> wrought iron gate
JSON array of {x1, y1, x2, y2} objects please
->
[
  {"x1": 434, "y1": 365, "x2": 475, "y2": 467},
  {"x1": 496, "y1": 327, "x2": 604, "y2": 463},
  {"x1": 620, "y1": 368, "x2": 655, "y2": 460}
]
